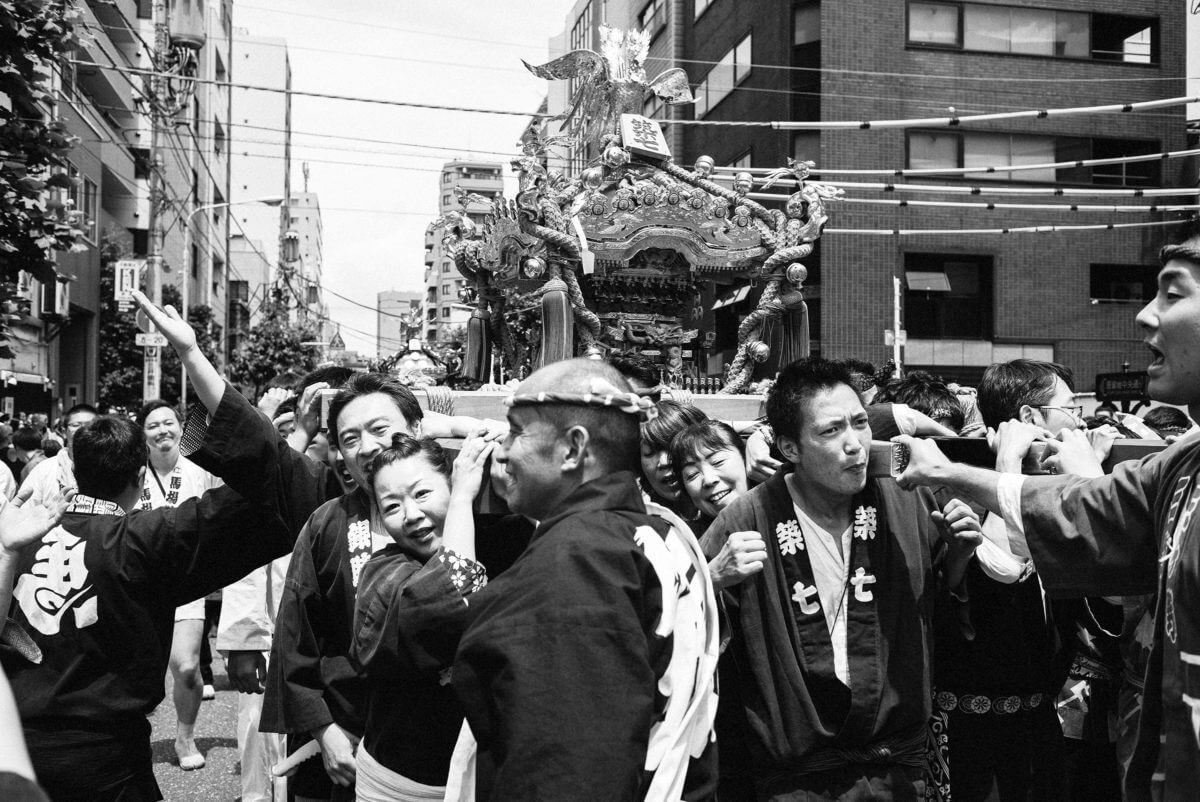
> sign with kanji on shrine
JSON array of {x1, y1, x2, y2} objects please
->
[{"x1": 619, "y1": 113, "x2": 671, "y2": 161}]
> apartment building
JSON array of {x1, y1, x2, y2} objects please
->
[
  {"x1": 551, "y1": 0, "x2": 1187, "y2": 388},
  {"x1": 422, "y1": 160, "x2": 504, "y2": 343}
]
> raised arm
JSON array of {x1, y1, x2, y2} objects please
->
[
  {"x1": 132, "y1": 291, "x2": 223, "y2": 415},
  {"x1": 443, "y1": 432, "x2": 494, "y2": 562},
  {"x1": 0, "y1": 490, "x2": 71, "y2": 624}
]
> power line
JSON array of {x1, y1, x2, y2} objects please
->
[
  {"x1": 70, "y1": 60, "x2": 547, "y2": 118},
  {"x1": 712, "y1": 146, "x2": 1200, "y2": 179},
  {"x1": 81, "y1": 20, "x2": 537, "y2": 77},
  {"x1": 751, "y1": 194, "x2": 1200, "y2": 214},
  {"x1": 72, "y1": 60, "x2": 1199, "y2": 133},
  {"x1": 231, "y1": 2, "x2": 1195, "y2": 84},
  {"x1": 824, "y1": 219, "x2": 1188, "y2": 236},
  {"x1": 764, "y1": 181, "x2": 1200, "y2": 198}
]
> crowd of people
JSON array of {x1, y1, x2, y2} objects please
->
[{"x1": 2, "y1": 235, "x2": 1200, "y2": 802}]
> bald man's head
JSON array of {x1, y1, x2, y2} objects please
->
[{"x1": 512, "y1": 358, "x2": 640, "y2": 475}]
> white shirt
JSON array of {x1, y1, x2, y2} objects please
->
[
  {"x1": 792, "y1": 502, "x2": 854, "y2": 687},
  {"x1": 137, "y1": 454, "x2": 221, "y2": 511},
  {"x1": 15, "y1": 450, "x2": 74, "y2": 508}
]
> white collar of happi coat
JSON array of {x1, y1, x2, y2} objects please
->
[{"x1": 67, "y1": 494, "x2": 126, "y2": 517}]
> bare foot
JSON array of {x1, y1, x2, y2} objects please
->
[{"x1": 174, "y1": 738, "x2": 205, "y2": 770}]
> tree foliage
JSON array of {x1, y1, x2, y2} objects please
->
[
  {"x1": 227, "y1": 299, "x2": 322, "y2": 399},
  {"x1": 97, "y1": 235, "x2": 221, "y2": 410},
  {"x1": 0, "y1": 0, "x2": 85, "y2": 350}
]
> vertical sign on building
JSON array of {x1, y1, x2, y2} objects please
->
[
  {"x1": 114, "y1": 260, "x2": 141, "y2": 313},
  {"x1": 142, "y1": 347, "x2": 160, "y2": 401}
]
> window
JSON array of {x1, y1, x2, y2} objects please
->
[
  {"x1": 1089, "y1": 264, "x2": 1159, "y2": 303},
  {"x1": 908, "y1": 2, "x2": 960, "y2": 47},
  {"x1": 963, "y1": 134, "x2": 1055, "y2": 182},
  {"x1": 569, "y1": 4, "x2": 593, "y2": 102},
  {"x1": 442, "y1": 283, "x2": 451, "y2": 295},
  {"x1": 907, "y1": 3, "x2": 1157, "y2": 65},
  {"x1": 59, "y1": 60, "x2": 76, "y2": 100},
  {"x1": 695, "y1": 33, "x2": 752, "y2": 118},
  {"x1": 726, "y1": 152, "x2": 752, "y2": 170},
  {"x1": 213, "y1": 119, "x2": 226, "y2": 156},
  {"x1": 639, "y1": 0, "x2": 666, "y2": 36},
  {"x1": 643, "y1": 94, "x2": 664, "y2": 119},
  {"x1": 191, "y1": 243, "x2": 200, "y2": 279},
  {"x1": 794, "y1": 3, "x2": 820, "y2": 45},
  {"x1": 442, "y1": 307, "x2": 451, "y2": 318},
  {"x1": 695, "y1": 0, "x2": 713, "y2": 20},
  {"x1": 442, "y1": 193, "x2": 452, "y2": 206},
  {"x1": 792, "y1": 132, "x2": 820, "y2": 165},
  {"x1": 906, "y1": 131, "x2": 1161, "y2": 185},
  {"x1": 66, "y1": 165, "x2": 97, "y2": 244},
  {"x1": 904, "y1": 253, "x2": 993, "y2": 339}
]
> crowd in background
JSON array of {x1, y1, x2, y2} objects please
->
[{"x1": 1, "y1": 280, "x2": 1198, "y2": 802}]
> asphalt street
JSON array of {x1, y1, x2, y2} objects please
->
[{"x1": 150, "y1": 639, "x2": 244, "y2": 801}]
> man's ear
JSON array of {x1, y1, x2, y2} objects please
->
[
  {"x1": 410, "y1": 419, "x2": 422, "y2": 439},
  {"x1": 560, "y1": 425, "x2": 589, "y2": 472},
  {"x1": 1017, "y1": 404, "x2": 1038, "y2": 425},
  {"x1": 133, "y1": 465, "x2": 147, "y2": 492},
  {"x1": 776, "y1": 434, "x2": 801, "y2": 464}
]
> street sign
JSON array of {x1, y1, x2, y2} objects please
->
[
  {"x1": 884, "y1": 329, "x2": 907, "y2": 346},
  {"x1": 143, "y1": 347, "x2": 160, "y2": 401},
  {"x1": 1095, "y1": 371, "x2": 1149, "y2": 403},
  {"x1": 115, "y1": 260, "x2": 141, "y2": 302},
  {"x1": 136, "y1": 332, "x2": 168, "y2": 347}
]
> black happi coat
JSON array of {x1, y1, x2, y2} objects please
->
[
  {"x1": 259, "y1": 490, "x2": 375, "y2": 740},
  {"x1": 452, "y1": 471, "x2": 718, "y2": 801},
  {"x1": 3, "y1": 384, "x2": 316, "y2": 800},
  {"x1": 1013, "y1": 435, "x2": 1200, "y2": 802},
  {"x1": 701, "y1": 469, "x2": 943, "y2": 795}
]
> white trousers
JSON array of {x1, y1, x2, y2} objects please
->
[{"x1": 236, "y1": 656, "x2": 286, "y2": 802}]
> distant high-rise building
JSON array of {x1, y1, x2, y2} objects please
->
[
  {"x1": 288, "y1": 190, "x2": 329, "y2": 336},
  {"x1": 377, "y1": 290, "x2": 423, "y2": 357},
  {"x1": 423, "y1": 161, "x2": 504, "y2": 343},
  {"x1": 229, "y1": 28, "x2": 291, "y2": 269}
]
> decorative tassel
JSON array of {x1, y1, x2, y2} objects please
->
[
  {"x1": 463, "y1": 308, "x2": 492, "y2": 381},
  {"x1": 777, "y1": 301, "x2": 810, "y2": 369},
  {"x1": 539, "y1": 275, "x2": 573, "y2": 367}
]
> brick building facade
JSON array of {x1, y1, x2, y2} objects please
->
[{"x1": 556, "y1": 0, "x2": 1188, "y2": 389}]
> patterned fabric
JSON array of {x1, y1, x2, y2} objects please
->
[
  {"x1": 66, "y1": 494, "x2": 124, "y2": 517},
  {"x1": 137, "y1": 457, "x2": 218, "y2": 512},
  {"x1": 934, "y1": 690, "x2": 1047, "y2": 715},
  {"x1": 440, "y1": 549, "x2": 486, "y2": 595},
  {"x1": 924, "y1": 708, "x2": 951, "y2": 802},
  {"x1": 505, "y1": 388, "x2": 658, "y2": 421}
]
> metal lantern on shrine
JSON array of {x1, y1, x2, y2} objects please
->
[{"x1": 168, "y1": 0, "x2": 207, "y2": 50}]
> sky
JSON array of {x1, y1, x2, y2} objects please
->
[{"x1": 230, "y1": 0, "x2": 576, "y2": 355}]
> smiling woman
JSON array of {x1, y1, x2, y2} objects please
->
[
  {"x1": 349, "y1": 431, "x2": 492, "y2": 800},
  {"x1": 672, "y1": 420, "x2": 749, "y2": 521}
]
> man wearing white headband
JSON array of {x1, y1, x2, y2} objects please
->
[{"x1": 450, "y1": 358, "x2": 719, "y2": 801}]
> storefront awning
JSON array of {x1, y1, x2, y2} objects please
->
[{"x1": 0, "y1": 370, "x2": 50, "y2": 386}]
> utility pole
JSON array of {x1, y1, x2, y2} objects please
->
[
  {"x1": 143, "y1": 0, "x2": 169, "y2": 403},
  {"x1": 142, "y1": 0, "x2": 199, "y2": 403}
]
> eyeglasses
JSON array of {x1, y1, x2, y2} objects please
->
[{"x1": 1040, "y1": 405, "x2": 1083, "y2": 420}]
